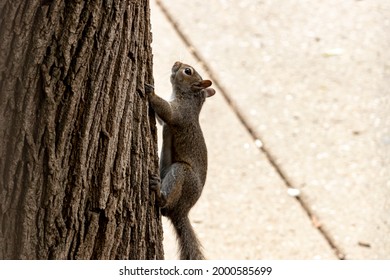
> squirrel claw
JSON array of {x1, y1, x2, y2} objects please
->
[
  {"x1": 149, "y1": 174, "x2": 167, "y2": 207},
  {"x1": 144, "y1": 83, "x2": 155, "y2": 95},
  {"x1": 149, "y1": 174, "x2": 160, "y2": 187}
]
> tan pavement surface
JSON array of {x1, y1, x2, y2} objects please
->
[{"x1": 150, "y1": 0, "x2": 390, "y2": 259}]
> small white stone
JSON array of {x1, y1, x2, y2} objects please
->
[
  {"x1": 255, "y1": 139, "x2": 263, "y2": 148},
  {"x1": 287, "y1": 188, "x2": 301, "y2": 197},
  {"x1": 323, "y1": 48, "x2": 344, "y2": 56}
]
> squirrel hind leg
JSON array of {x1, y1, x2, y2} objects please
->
[
  {"x1": 150, "y1": 163, "x2": 187, "y2": 211},
  {"x1": 158, "y1": 162, "x2": 188, "y2": 209}
]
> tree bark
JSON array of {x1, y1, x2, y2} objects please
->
[{"x1": 0, "y1": 0, "x2": 163, "y2": 259}]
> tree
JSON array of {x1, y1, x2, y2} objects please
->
[{"x1": 0, "y1": 0, "x2": 163, "y2": 259}]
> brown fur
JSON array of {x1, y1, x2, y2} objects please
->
[{"x1": 146, "y1": 62, "x2": 215, "y2": 260}]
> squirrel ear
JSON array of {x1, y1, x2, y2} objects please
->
[{"x1": 204, "y1": 88, "x2": 216, "y2": 98}]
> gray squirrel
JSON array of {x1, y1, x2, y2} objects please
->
[{"x1": 145, "y1": 61, "x2": 215, "y2": 260}]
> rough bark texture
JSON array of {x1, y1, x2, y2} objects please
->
[{"x1": 0, "y1": 0, "x2": 163, "y2": 259}]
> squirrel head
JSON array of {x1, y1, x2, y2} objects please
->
[{"x1": 170, "y1": 61, "x2": 215, "y2": 98}]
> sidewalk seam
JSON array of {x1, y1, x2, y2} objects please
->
[{"x1": 155, "y1": 0, "x2": 345, "y2": 260}]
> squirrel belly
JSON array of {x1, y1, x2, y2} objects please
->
[{"x1": 163, "y1": 121, "x2": 208, "y2": 186}]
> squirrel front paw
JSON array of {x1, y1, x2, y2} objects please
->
[
  {"x1": 149, "y1": 174, "x2": 167, "y2": 207},
  {"x1": 144, "y1": 83, "x2": 155, "y2": 95}
]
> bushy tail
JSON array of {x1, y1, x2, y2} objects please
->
[{"x1": 170, "y1": 214, "x2": 205, "y2": 260}]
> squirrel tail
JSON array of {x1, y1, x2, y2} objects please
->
[{"x1": 170, "y1": 214, "x2": 205, "y2": 260}]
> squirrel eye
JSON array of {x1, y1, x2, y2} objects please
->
[{"x1": 184, "y1": 68, "x2": 192, "y2": 75}]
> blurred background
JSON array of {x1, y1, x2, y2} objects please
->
[{"x1": 150, "y1": 0, "x2": 390, "y2": 259}]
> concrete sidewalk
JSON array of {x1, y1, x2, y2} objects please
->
[{"x1": 150, "y1": 0, "x2": 390, "y2": 259}]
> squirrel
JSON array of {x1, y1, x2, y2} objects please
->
[{"x1": 145, "y1": 61, "x2": 215, "y2": 260}]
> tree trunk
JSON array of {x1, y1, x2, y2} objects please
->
[{"x1": 0, "y1": 0, "x2": 163, "y2": 259}]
